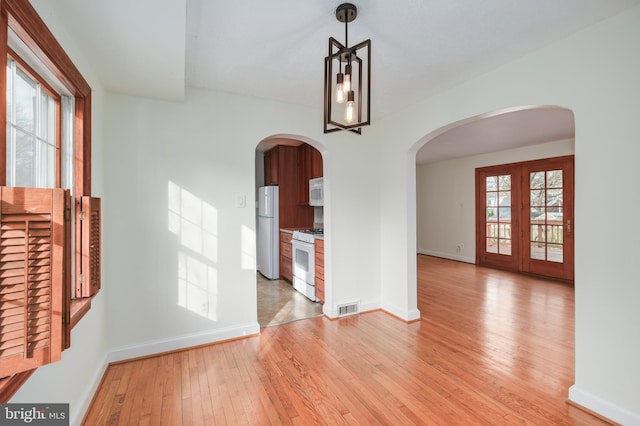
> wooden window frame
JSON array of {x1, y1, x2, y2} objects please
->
[{"x1": 0, "y1": 0, "x2": 94, "y2": 401}]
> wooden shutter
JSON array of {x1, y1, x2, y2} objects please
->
[
  {"x1": 76, "y1": 196, "x2": 100, "y2": 298},
  {"x1": 0, "y1": 187, "x2": 66, "y2": 377}
]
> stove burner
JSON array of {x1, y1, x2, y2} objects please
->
[{"x1": 298, "y1": 228, "x2": 324, "y2": 235}]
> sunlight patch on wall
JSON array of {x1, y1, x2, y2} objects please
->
[
  {"x1": 168, "y1": 180, "x2": 219, "y2": 320},
  {"x1": 241, "y1": 225, "x2": 255, "y2": 270},
  {"x1": 178, "y1": 251, "x2": 218, "y2": 320}
]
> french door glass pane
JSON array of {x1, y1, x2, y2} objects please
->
[
  {"x1": 530, "y1": 189, "x2": 545, "y2": 206},
  {"x1": 498, "y1": 239, "x2": 512, "y2": 255},
  {"x1": 547, "y1": 188, "x2": 563, "y2": 206},
  {"x1": 547, "y1": 170, "x2": 563, "y2": 188},
  {"x1": 498, "y1": 191, "x2": 511, "y2": 206},
  {"x1": 487, "y1": 238, "x2": 498, "y2": 254},
  {"x1": 548, "y1": 244, "x2": 564, "y2": 263},
  {"x1": 530, "y1": 207, "x2": 543, "y2": 219},
  {"x1": 498, "y1": 176, "x2": 511, "y2": 190},
  {"x1": 531, "y1": 243, "x2": 545, "y2": 260},
  {"x1": 530, "y1": 171, "x2": 545, "y2": 189},
  {"x1": 498, "y1": 222, "x2": 511, "y2": 238},
  {"x1": 486, "y1": 176, "x2": 497, "y2": 191}
]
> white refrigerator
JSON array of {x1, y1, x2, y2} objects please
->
[{"x1": 257, "y1": 186, "x2": 279, "y2": 279}]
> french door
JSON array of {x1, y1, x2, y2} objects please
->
[{"x1": 476, "y1": 156, "x2": 574, "y2": 282}]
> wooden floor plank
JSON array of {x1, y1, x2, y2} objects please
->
[{"x1": 83, "y1": 255, "x2": 613, "y2": 425}]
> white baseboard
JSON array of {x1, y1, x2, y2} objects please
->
[
  {"x1": 106, "y1": 322, "x2": 261, "y2": 363},
  {"x1": 418, "y1": 248, "x2": 474, "y2": 264},
  {"x1": 381, "y1": 302, "x2": 421, "y2": 322},
  {"x1": 359, "y1": 300, "x2": 381, "y2": 314},
  {"x1": 568, "y1": 385, "x2": 640, "y2": 425}
]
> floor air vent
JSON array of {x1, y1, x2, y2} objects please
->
[{"x1": 337, "y1": 302, "x2": 359, "y2": 317}]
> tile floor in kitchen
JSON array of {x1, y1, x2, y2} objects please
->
[{"x1": 257, "y1": 273, "x2": 323, "y2": 327}]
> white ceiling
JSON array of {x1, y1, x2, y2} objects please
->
[
  {"x1": 45, "y1": 0, "x2": 639, "y2": 160},
  {"x1": 415, "y1": 106, "x2": 576, "y2": 164}
]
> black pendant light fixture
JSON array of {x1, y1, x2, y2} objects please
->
[{"x1": 324, "y1": 3, "x2": 371, "y2": 134}]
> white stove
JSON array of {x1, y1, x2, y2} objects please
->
[{"x1": 291, "y1": 229, "x2": 323, "y2": 302}]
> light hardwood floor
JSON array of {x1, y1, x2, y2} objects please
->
[{"x1": 83, "y1": 255, "x2": 611, "y2": 425}]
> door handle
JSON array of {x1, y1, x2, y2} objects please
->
[{"x1": 566, "y1": 220, "x2": 571, "y2": 233}]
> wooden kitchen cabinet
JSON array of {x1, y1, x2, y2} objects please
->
[
  {"x1": 310, "y1": 148, "x2": 323, "y2": 178},
  {"x1": 280, "y1": 231, "x2": 293, "y2": 282},
  {"x1": 265, "y1": 146, "x2": 313, "y2": 228},
  {"x1": 297, "y1": 144, "x2": 323, "y2": 204},
  {"x1": 314, "y1": 238, "x2": 324, "y2": 303},
  {"x1": 264, "y1": 147, "x2": 279, "y2": 185}
]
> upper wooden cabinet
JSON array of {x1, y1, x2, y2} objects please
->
[
  {"x1": 264, "y1": 145, "x2": 313, "y2": 228},
  {"x1": 264, "y1": 148, "x2": 279, "y2": 185},
  {"x1": 310, "y1": 148, "x2": 323, "y2": 179},
  {"x1": 297, "y1": 144, "x2": 323, "y2": 204}
]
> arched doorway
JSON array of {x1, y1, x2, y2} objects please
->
[
  {"x1": 254, "y1": 135, "x2": 327, "y2": 327},
  {"x1": 413, "y1": 105, "x2": 575, "y2": 276}
]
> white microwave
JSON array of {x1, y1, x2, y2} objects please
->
[{"x1": 309, "y1": 177, "x2": 323, "y2": 206}]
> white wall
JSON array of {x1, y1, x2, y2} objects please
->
[
  {"x1": 102, "y1": 88, "x2": 382, "y2": 355},
  {"x1": 376, "y1": 5, "x2": 640, "y2": 424},
  {"x1": 9, "y1": 2, "x2": 109, "y2": 425},
  {"x1": 417, "y1": 139, "x2": 574, "y2": 263}
]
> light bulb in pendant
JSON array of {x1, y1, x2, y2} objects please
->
[
  {"x1": 343, "y1": 63, "x2": 352, "y2": 93},
  {"x1": 335, "y1": 73, "x2": 345, "y2": 103},
  {"x1": 345, "y1": 90, "x2": 355, "y2": 123}
]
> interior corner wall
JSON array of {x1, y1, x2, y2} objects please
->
[
  {"x1": 376, "y1": 5, "x2": 640, "y2": 424},
  {"x1": 416, "y1": 139, "x2": 574, "y2": 263}
]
